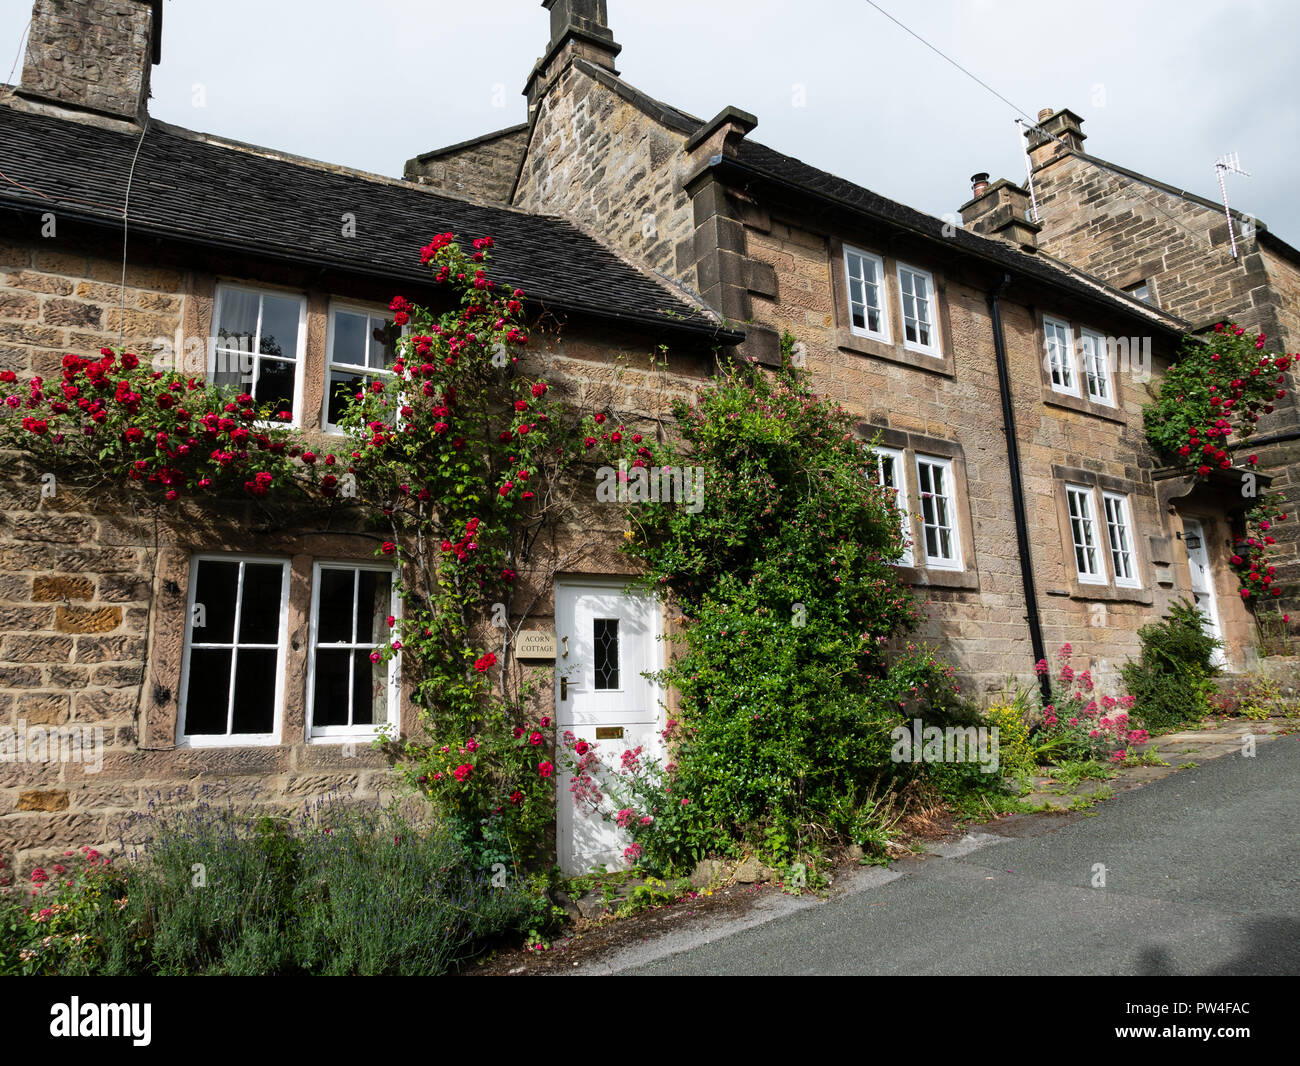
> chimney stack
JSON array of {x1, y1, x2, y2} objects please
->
[
  {"x1": 1027, "y1": 107, "x2": 1087, "y2": 170},
  {"x1": 527, "y1": 0, "x2": 621, "y2": 113},
  {"x1": 18, "y1": 0, "x2": 161, "y2": 124},
  {"x1": 960, "y1": 177, "x2": 1041, "y2": 252}
]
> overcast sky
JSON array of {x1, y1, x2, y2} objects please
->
[{"x1": 3, "y1": 0, "x2": 1296, "y2": 241}]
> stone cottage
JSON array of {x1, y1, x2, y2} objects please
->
[
  {"x1": 0, "y1": 0, "x2": 1288, "y2": 873},
  {"x1": 0, "y1": 0, "x2": 741, "y2": 873},
  {"x1": 975, "y1": 107, "x2": 1300, "y2": 625},
  {"x1": 409, "y1": 0, "x2": 1279, "y2": 689}
]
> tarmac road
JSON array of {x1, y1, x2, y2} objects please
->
[{"x1": 595, "y1": 733, "x2": 1300, "y2": 976}]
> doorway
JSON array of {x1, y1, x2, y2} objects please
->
[{"x1": 553, "y1": 579, "x2": 664, "y2": 875}]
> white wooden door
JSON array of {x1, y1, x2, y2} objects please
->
[
  {"x1": 1183, "y1": 518, "x2": 1226, "y2": 667},
  {"x1": 554, "y1": 579, "x2": 663, "y2": 875}
]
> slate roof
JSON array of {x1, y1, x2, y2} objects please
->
[
  {"x1": 0, "y1": 103, "x2": 738, "y2": 343},
  {"x1": 721, "y1": 140, "x2": 1188, "y2": 335}
]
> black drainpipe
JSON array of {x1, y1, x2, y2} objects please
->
[{"x1": 988, "y1": 274, "x2": 1051, "y2": 703}]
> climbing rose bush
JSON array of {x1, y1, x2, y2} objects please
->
[
  {"x1": 0, "y1": 350, "x2": 306, "y2": 499},
  {"x1": 1143, "y1": 322, "x2": 1292, "y2": 601}
]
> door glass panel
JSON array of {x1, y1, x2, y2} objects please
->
[{"x1": 593, "y1": 618, "x2": 619, "y2": 690}]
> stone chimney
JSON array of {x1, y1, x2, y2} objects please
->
[
  {"x1": 960, "y1": 176, "x2": 1041, "y2": 252},
  {"x1": 1027, "y1": 107, "x2": 1086, "y2": 170},
  {"x1": 17, "y1": 0, "x2": 161, "y2": 123},
  {"x1": 526, "y1": 0, "x2": 621, "y2": 113}
]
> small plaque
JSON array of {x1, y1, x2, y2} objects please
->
[
  {"x1": 516, "y1": 630, "x2": 557, "y2": 659},
  {"x1": 595, "y1": 726, "x2": 624, "y2": 740}
]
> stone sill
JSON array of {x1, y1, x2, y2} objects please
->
[
  {"x1": 837, "y1": 328, "x2": 954, "y2": 379},
  {"x1": 895, "y1": 564, "x2": 979, "y2": 592},
  {"x1": 1042, "y1": 390, "x2": 1126, "y2": 425}
]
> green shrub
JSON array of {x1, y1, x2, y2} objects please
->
[
  {"x1": 578, "y1": 355, "x2": 925, "y2": 869},
  {"x1": 1121, "y1": 599, "x2": 1220, "y2": 731},
  {"x1": 2, "y1": 791, "x2": 538, "y2": 976}
]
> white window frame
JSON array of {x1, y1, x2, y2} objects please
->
[
  {"x1": 1044, "y1": 315, "x2": 1080, "y2": 397},
  {"x1": 177, "y1": 554, "x2": 290, "y2": 747},
  {"x1": 915, "y1": 454, "x2": 960, "y2": 570},
  {"x1": 210, "y1": 283, "x2": 308, "y2": 428},
  {"x1": 1079, "y1": 327, "x2": 1114, "y2": 407},
  {"x1": 871, "y1": 446, "x2": 913, "y2": 566},
  {"x1": 323, "y1": 301, "x2": 401, "y2": 434},
  {"x1": 843, "y1": 245, "x2": 890, "y2": 343},
  {"x1": 1102, "y1": 492, "x2": 1141, "y2": 589},
  {"x1": 306, "y1": 561, "x2": 401, "y2": 742},
  {"x1": 1066, "y1": 485, "x2": 1106, "y2": 584},
  {"x1": 896, "y1": 263, "x2": 941, "y2": 357}
]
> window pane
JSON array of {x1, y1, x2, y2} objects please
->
[
  {"x1": 259, "y1": 294, "x2": 300, "y2": 359},
  {"x1": 332, "y1": 310, "x2": 368, "y2": 366},
  {"x1": 216, "y1": 290, "x2": 258, "y2": 351},
  {"x1": 358, "y1": 571, "x2": 392, "y2": 646},
  {"x1": 317, "y1": 569, "x2": 356, "y2": 644},
  {"x1": 192, "y1": 560, "x2": 238, "y2": 644},
  {"x1": 351, "y1": 648, "x2": 380, "y2": 726},
  {"x1": 184, "y1": 648, "x2": 232, "y2": 735},
  {"x1": 594, "y1": 618, "x2": 619, "y2": 690},
  {"x1": 254, "y1": 357, "x2": 296, "y2": 417},
  {"x1": 231, "y1": 648, "x2": 278, "y2": 733},
  {"x1": 313, "y1": 648, "x2": 352, "y2": 727},
  {"x1": 238, "y1": 563, "x2": 284, "y2": 644},
  {"x1": 327, "y1": 370, "x2": 366, "y2": 426},
  {"x1": 368, "y1": 317, "x2": 394, "y2": 371}
]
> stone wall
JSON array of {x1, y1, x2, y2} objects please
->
[
  {"x1": 403, "y1": 125, "x2": 531, "y2": 206},
  {"x1": 513, "y1": 60, "x2": 695, "y2": 286},
  {"x1": 19, "y1": 0, "x2": 155, "y2": 121}
]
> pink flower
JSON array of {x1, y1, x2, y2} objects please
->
[
  {"x1": 453, "y1": 763, "x2": 473, "y2": 783},
  {"x1": 623, "y1": 843, "x2": 643, "y2": 864},
  {"x1": 538, "y1": 761, "x2": 554, "y2": 779},
  {"x1": 616, "y1": 808, "x2": 634, "y2": 828}
]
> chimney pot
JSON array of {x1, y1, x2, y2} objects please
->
[
  {"x1": 1038, "y1": 108, "x2": 1054, "y2": 122},
  {"x1": 970, "y1": 172, "x2": 990, "y2": 197}
]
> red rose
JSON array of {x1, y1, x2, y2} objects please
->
[
  {"x1": 474, "y1": 652, "x2": 497, "y2": 672},
  {"x1": 529, "y1": 731, "x2": 543, "y2": 746},
  {"x1": 512, "y1": 727, "x2": 525, "y2": 739},
  {"x1": 538, "y1": 761, "x2": 554, "y2": 779},
  {"x1": 381, "y1": 541, "x2": 396, "y2": 555},
  {"x1": 453, "y1": 763, "x2": 473, "y2": 783},
  {"x1": 509, "y1": 790, "x2": 524, "y2": 805},
  {"x1": 575, "y1": 740, "x2": 590, "y2": 755}
]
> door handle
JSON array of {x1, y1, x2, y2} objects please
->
[
  {"x1": 561, "y1": 635, "x2": 569, "y2": 658},
  {"x1": 560, "y1": 676, "x2": 568, "y2": 701}
]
